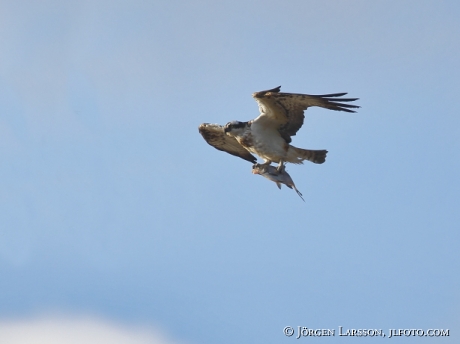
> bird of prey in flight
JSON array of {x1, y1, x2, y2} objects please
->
[{"x1": 199, "y1": 86, "x2": 359, "y2": 172}]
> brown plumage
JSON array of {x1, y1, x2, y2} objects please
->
[
  {"x1": 198, "y1": 123, "x2": 256, "y2": 163},
  {"x1": 253, "y1": 86, "x2": 359, "y2": 144},
  {"x1": 199, "y1": 86, "x2": 359, "y2": 170}
]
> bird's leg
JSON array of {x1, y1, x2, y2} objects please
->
[
  {"x1": 255, "y1": 160, "x2": 272, "y2": 169},
  {"x1": 276, "y1": 160, "x2": 286, "y2": 173}
]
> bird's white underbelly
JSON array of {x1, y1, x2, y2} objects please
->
[{"x1": 247, "y1": 127, "x2": 287, "y2": 162}]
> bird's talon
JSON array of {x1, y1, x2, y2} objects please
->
[{"x1": 276, "y1": 164, "x2": 286, "y2": 174}]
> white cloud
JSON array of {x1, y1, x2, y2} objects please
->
[{"x1": 0, "y1": 316, "x2": 183, "y2": 344}]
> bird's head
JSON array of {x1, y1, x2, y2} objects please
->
[{"x1": 224, "y1": 121, "x2": 248, "y2": 136}]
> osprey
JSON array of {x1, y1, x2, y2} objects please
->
[{"x1": 199, "y1": 86, "x2": 359, "y2": 172}]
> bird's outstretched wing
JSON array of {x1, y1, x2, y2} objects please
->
[
  {"x1": 199, "y1": 123, "x2": 257, "y2": 163},
  {"x1": 252, "y1": 86, "x2": 360, "y2": 143}
]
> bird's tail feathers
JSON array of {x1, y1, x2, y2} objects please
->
[{"x1": 287, "y1": 146, "x2": 328, "y2": 164}]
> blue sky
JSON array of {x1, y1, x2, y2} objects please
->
[{"x1": 1, "y1": 1, "x2": 459, "y2": 343}]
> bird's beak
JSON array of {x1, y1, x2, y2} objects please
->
[{"x1": 223, "y1": 126, "x2": 230, "y2": 133}]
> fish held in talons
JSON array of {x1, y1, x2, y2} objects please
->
[{"x1": 252, "y1": 164, "x2": 304, "y2": 202}]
